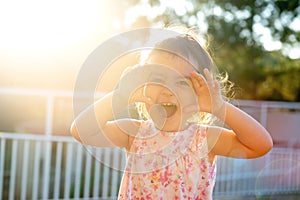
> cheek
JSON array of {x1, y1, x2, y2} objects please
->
[
  {"x1": 145, "y1": 84, "x2": 175, "y2": 99},
  {"x1": 176, "y1": 88, "x2": 197, "y2": 105},
  {"x1": 144, "y1": 85, "x2": 167, "y2": 109},
  {"x1": 144, "y1": 85, "x2": 160, "y2": 98}
]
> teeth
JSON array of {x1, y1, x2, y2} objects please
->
[{"x1": 161, "y1": 103, "x2": 175, "y2": 106}]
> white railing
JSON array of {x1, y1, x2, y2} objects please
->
[
  {"x1": 0, "y1": 88, "x2": 299, "y2": 138},
  {"x1": 0, "y1": 132, "x2": 125, "y2": 200},
  {"x1": 0, "y1": 88, "x2": 300, "y2": 199},
  {"x1": 214, "y1": 147, "x2": 300, "y2": 197},
  {"x1": 1, "y1": 132, "x2": 300, "y2": 199}
]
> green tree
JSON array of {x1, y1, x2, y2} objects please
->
[{"x1": 129, "y1": 0, "x2": 300, "y2": 101}]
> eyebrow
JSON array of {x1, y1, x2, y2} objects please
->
[
  {"x1": 148, "y1": 72, "x2": 192, "y2": 80},
  {"x1": 181, "y1": 76, "x2": 192, "y2": 80}
]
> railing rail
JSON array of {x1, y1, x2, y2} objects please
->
[
  {"x1": 0, "y1": 132, "x2": 300, "y2": 199},
  {"x1": 0, "y1": 132, "x2": 126, "y2": 200},
  {"x1": 0, "y1": 87, "x2": 299, "y2": 137},
  {"x1": 0, "y1": 88, "x2": 300, "y2": 199}
]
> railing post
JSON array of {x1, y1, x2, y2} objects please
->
[
  {"x1": 42, "y1": 95, "x2": 54, "y2": 199},
  {"x1": 84, "y1": 150, "x2": 93, "y2": 198},
  {"x1": 0, "y1": 139, "x2": 6, "y2": 200},
  {"x1": 21, "y1": 140, "x2": 30, "y2": 200},
  {"x1": 9, "y1": 140, "x2": 18, "y2": 200},
  {"x1": 32, "y1": 141, "x2": 41, "y2": 200},
  {"x1": 64, "y1": 143, "x2": 74, "y2": 199},
  {"x1": 74, "y1": 144, "x2": 83, "y2": 198},
  {"x1": 93, "y1": 148, "x2": 102, "y2": 198},
  {"x1": 45, "y1": 95, "x2": 54, "y2": 136},
  {"x1": 260, "y1": 102, "x2": 267, "y2": 127},
  {"x1": 42, "y1": 141, "x2": 52, "y2": 200},
  {"x1": 53, "y1": 142, "x2": 63, "y2": 199},
  {"x1": 102, "y1": 148, "x2": 111, "y2": 198}
]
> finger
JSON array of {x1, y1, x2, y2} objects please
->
[
  {"x1": 190, "y1": 71, "x2": 207, "y2": 94},
  {"x1": 203, "y1": 68, "x2": 214, "y2": 88},
  {"x1": 214, "y1": 80, "x2": 220, "y2": 91},
  {"x1": 141, "y1": 96, "x2": 154, "y2": 105},
  {"x1": 133, "y1": 93, "x2": 154, "y2": 105},
  {"x1": 130, "y1": 86, "x2": 153, "y2": 105}
]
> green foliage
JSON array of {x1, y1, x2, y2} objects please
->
[{"x1": 131, "y1": 0, "x2": 300, "y2": 101}]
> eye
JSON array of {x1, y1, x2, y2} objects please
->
[
  {"x1": 149, "y1": 76, "x2": 164, "y2": 83},
  {"x1": 177, "y1": 80, "x2": 191, "y2": 86},
  {"x1": 153, "y1": 78, "x2": 164, "y2": 83}
]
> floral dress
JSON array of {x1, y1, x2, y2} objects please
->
[{"x1": 118, "y1": 120, "x2": 217, "y2": 200}]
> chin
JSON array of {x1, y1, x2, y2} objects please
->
[{"x1": 161, "y1": 115, "x2": 189, "y2": 132}]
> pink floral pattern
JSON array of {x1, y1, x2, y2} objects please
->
[{"x1": 118, "y1": 120, "x2": 217, "y2": 200}]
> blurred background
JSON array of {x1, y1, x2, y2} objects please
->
[{"x1": 0, "y1": 0, "x2": 299, "y2": 199}]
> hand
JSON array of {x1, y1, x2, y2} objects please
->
[
  {"x1": 190, "y1": 68, "x2": 225, "y2": 114},
  {"x1": 115, "y1": 64, "x2": 151, "y2": 104},
  {"x1": 113, "y1": 64, "x2": 155, "y2": 111},
  {"x1": 129, "y1": 86, "x2": 153, "y2": 105}
]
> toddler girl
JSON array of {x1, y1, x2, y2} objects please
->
[{"x1": 71, "y1": 28, "x2": 273, "y2": 200}]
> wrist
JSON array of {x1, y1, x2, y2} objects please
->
[
  {"x1": 113, "y1": 90, "x2": 128, "y2": 102},
  {"x1": 111, "y1": 90, "x2": 129, "y2": 111},
  {"x1": 212, "y1": 101, "x2": 227, "y2": 118}
]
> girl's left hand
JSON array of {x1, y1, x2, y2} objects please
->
[{"x1": 190, "y1": 68, "x2": 225, "y2": 114}]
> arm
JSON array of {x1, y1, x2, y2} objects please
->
[
  {"x1": 70, "y1": 91, "x2": 140, "y2": 150},
  {"x1": 191, "y1": 69, "x2": 273, "y2": 159},
  {"x1": 208, "y1": 102, "x2": 273, "y2": 158},
  {"x1": 70, "y1": 65, "x2": 153, "y2": 150}
]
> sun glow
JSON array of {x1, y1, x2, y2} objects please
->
[
  {"x1": 0, "y1": 0, "x2": 124, "y2": 89},
  {"x1": 0, "y1": 1, "x2": 108, "y2": 53}
]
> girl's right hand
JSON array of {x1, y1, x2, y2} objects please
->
[
  {"x1": 116, "y1": 64, "x2": 151, "y2": 102},
  {"x1": 129, "y1": 86, "x2": 153, "y2": 105},
  {"x1": 190, "y1": 69, "x2": 225, "y2": 114}
]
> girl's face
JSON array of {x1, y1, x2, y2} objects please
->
[{"x1": 144, "y1": 52, "x2": 198, "y2": 132}]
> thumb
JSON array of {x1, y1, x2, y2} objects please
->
[{"x1": 130, "y1": 87, "x2": 154, "y2": 105}]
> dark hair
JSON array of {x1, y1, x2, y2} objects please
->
[
  {"x1": 138, "y1": 27, "x2": 234, "y2": 124},
  {"x1": 151, "y1": 34, "x2": 214, "y2": 74}
]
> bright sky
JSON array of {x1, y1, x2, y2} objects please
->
[
  {"x1": 0, "y1": 0, "x2": 123, "y2": 89},
  {"x1": 0, "y1": 0, "x2": 299, "y2": 90},
  {"x1": 0, "y1": 0, "x2": 114, "y2": 64}
]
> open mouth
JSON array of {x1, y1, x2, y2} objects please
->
[{"x1": 161, "y1": 103, "x2": 177, "y2": 118}]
